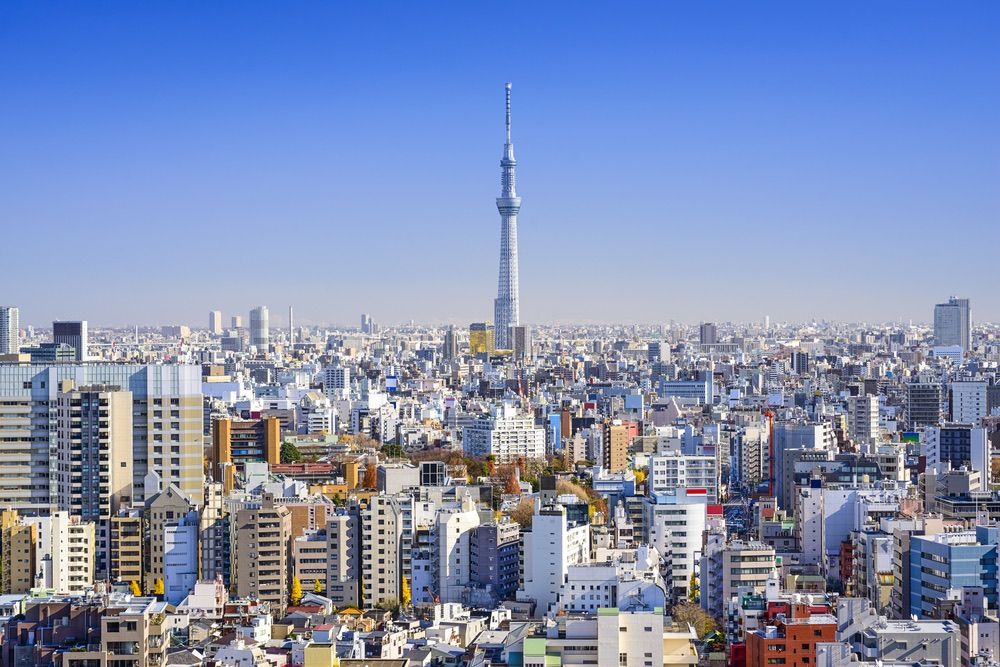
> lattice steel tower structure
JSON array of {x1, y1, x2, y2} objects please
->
[{"x1": 494, "y1": 82, "x2": 521, "y2": 350}]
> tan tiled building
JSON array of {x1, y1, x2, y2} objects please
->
[{"x1": 233, "y1": 494, "x2": 292, "y2": 616}]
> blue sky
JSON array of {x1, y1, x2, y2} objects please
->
[{"x1": 2, "y1": 2, "x2": 998, "y2": 327}]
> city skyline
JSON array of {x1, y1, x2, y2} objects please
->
[{"x1": 2, "y1": 3, "x2": 998, "y2": 325}]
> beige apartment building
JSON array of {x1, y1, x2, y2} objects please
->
[
  {"x1": 0, "y1": 365, "x2": 204, "y2": 517},
  {"x1": 361, "y1": 495, "x2": 404, "y2": 608},
  {"x1": 233, "y1": 494, "x2": 292, "y2": 616},
  {"x1": 55, "y1": 381, "x2": 133, "y2": 578},
  {"x1": 721, "y1": 540, "x2": 777, "y2": 607},
  {"x1": 62, "y1": 597, "x2": 171, "y2": 667},
  {"x1": 110, "y1": 509, "x2": 145, "y2": 590}
]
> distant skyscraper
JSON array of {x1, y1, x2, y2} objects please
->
[
  {"x1": 934, "y1": 296, "x2": 971, "y2": 352},
  {"x1": 699, "y1": 322, "x2": 718, "y2": 345},
  {"x1": 511, "y1": 324, "x2": 532, "y2": 361},
  {"x1": 288, "y1": 305, "x2": 294, "y2": 346},
  {"x1": 209, "y1": 310, "x2": 223, "y2": 335},
  {"x1": 231, "y1": 315, "x2": 242, "y2": 329},
  {"x1": 53, "y1": 321, "x2": 88, "y2": 361},
  {"x1": 494, "y1": 82, "x2": 521, "y2": 350},
  {"x1": 443, "y1": 325, "x2": 458, "y2": 360},
  {"x1": 249, "y1": 306, "x2": 269, "y2": 350},
  {"x1": 0, "y1": 306, "x2": 19, "y2": 355},
  {"x1": 361, "y1": 313, "x2": 372, "y2": 334}
]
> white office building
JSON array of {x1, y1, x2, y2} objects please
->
[
  {"x1": 436, "y1": 493, "x2": 481, "y2": 603},
  {"x1": 950, "y1": 380, "x2": 988, "y2": 425},
  {"x1": 0, "y1": 306, "x2": 19, "y2": 355},
  {"x1": 648, "y1": 452, "x2": 719, "y2": 503},
  {"x1": 847, "y1": 394, "x2": 880, "y2": 445},
  {"x1": 462, "y1": 404, "x2": 545, "y2": 463},
  {"x1": 518, "y1": 502, "x2": 590, "y2": 617},
  {"x1": 462, "y1": 403, "x2": 545, "y2": 462}
]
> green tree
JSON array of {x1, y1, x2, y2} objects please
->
[
  {"x1": 381, "y1": 443, "x2": 405, "y2": 459},
  {"x1": 281, "y1": 441, "x2": 303, "y2": 464},
  {"x1": 291, "y1": 576, "x2": 303, "y2": 606}
]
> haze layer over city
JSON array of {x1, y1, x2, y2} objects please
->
[{"x1": 2, "y1": 4, "x2": 1000, "y2": 667}]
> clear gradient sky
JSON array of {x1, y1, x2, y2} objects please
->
[{"x1": 2, "y1": 2, "x2": 998, "y2": 328}]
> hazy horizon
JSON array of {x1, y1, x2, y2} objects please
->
[{"x1": 3, "y1": 3, "x2": 998, "y2": 326}]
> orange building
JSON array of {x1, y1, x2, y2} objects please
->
[
  {"x1": 745, "y1": 615, "x2": 836, "y2": 667},
  {"x1": 210, "y1": 416, "x2": 281, "y2": 474}
]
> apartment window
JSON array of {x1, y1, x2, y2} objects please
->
[{"x1": 619, "y1": 653, "x2": 627, "y2": 666}]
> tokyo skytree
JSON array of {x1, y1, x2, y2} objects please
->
[{"x1": 494, "y1": 82, "x2": 521, "y2": 350}]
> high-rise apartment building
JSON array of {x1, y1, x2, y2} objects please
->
[
  {"x1": 209, "y1": 310, "x2": 223, "y2": 335},
  {"x1": 0, "y1": 306, "x2": 19, "y2": 355},
  {"x1": 360, "y1": 495, "x2": 404, "y2": 608},
  {"x1": 29, "y1": 511, "x2": 95, "y2": 594},
  {"x1": 53, "y1": 320, "x2": 88, "y2": 361},
  {"x1": 326, "y1": 508, "x2": 361, "y2": 608},
  {"x1": 470, "y1": 519, "x2": 520, "y2": 604},
  {"x1": 199, "y1": 482, "x2": 229, "y2": 585},
  {"x1": 55, "y1": 381, "x2": 133, "y2": 577},
  {"x1": 494, "y1": 83, "x2": 521, "y2": 350},
  {"x1": 249, "y1": 306, "x2": 269, "y2": 350},
  {"x1": 0, "y1": 364, "x2": 204, "y2": 515},
  {"x1": 231, "y1": 315, "x2": 242, "y2": 328},
  {"x1": 950, "y1": 380, "x2": 988, "y2": 424},
  {"x1": 322, "y1": 364, "x2": 350, "y2": 400},
  {"x1": 462, "y1": 403, "x2": 545, "y2": 462},
  {"x1": 603, "y1": 420, "x2": 633, "y2": 473},
  {"x1": 233, "y1": 494, "x2": 292, "y2": 617},
  {"x1": 934, "y1": 296, "x2": 971, "y2": 352},
  {"x1": 847, "y1": 394, "x2": 880, "y2": 445}
]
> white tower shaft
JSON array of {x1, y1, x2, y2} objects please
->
[{"x1": 494, "y1": 82, "x2": 521, "y2": 349}]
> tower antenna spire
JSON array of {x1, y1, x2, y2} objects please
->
[{"x1": 505, "y1": 82, "x2": 512, "y2": 144}]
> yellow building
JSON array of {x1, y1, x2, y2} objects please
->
[
  {"x1": 469, "y1": 323, "x2": 495, "y2": 356},
  {"x1": 304, "y1": 643, "x2": 340, "y2": 667},
  {"x1": 0, "y1": 509, "x2": 36, "y2": 594}
]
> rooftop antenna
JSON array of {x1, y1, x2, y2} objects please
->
[{"x1": 505, "y1": 82, "x2": 512, "y2": 144}]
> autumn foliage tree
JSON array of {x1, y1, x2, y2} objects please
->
[
  {"x1": 290, "y1": 576, "x2": 303, "y2": 606},
  {"x1": 129, "y1": 580, "x2": 142, "y2": 597},
  {"x1": 672, "y1": 601, "x2": 716, "y2": 638},
  {"x1": 362, "y1": 463, "x2": 378, "y2": 489},
  {"x1": 510, "y1": 498, "x2": 534, "y2": 528},
  {"x1": 401, "y1": 577, "x2": 412, "y2": 608}
]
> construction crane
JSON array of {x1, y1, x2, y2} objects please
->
[{"x1": 764, "y1": 407, "x2": 775, "y2": 497}]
